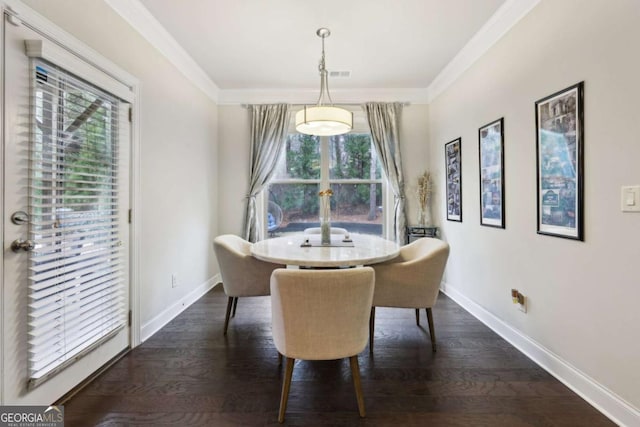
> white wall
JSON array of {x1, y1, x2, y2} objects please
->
[
  {"x1": 16, "y1": 0, "x2": 219, "y2": 390},
  {"x1": 429, "y1": 0, "x2": 640, "y2": 416},
  {"x1": 217, "y1": 104, "x2": 430, "y2": 237},
  {"x1": 401, "y1": 104, "x2": 431, "y2": 225},
  {"x1": 217, "y1": 106, "x2": 251, "y2": 236}
]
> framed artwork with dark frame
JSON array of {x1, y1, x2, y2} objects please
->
[
  {"x1": 478, "y1": 118, "x2": 505, "y2": 228},
  {"x1": 535, "y1": 81, "x2": 584, "y2": 240},
  {"x1": 445, "y1": 138, "x2": 462, "y2": 222}
]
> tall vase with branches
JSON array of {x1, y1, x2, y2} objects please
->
[{"x1": 416, "y1": 171, "x2": 433, "y2": 226}]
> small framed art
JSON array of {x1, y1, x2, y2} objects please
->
[
  {"x1": 445, "y1": 138, "x2": 462, "y2": 222},
  {"x1": 478, "y1": 118, "x2": 505, "y2": 228},
  {"x1": 535, "y1": 82, "x2": 584, "y2": 240}
]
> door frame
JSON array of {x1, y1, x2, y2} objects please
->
[{"x1": 0, "y1": 0, "x2": 142, "y2": 403}]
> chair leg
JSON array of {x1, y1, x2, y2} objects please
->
[
  {"x1": 426, "y1": 308, "x2": 436, "y2": 352},
  {"x1": 349, "y1": 355, "x2": 366, "y2": 418},
  {"x1": 278, "y1": 357, "x2": 295, "y2": 423},
  {"x1": 277, "y1": 352, "x2": 282, "y2": 366},
  {"x1": 223, "y1": 297, "x2": 233, "y2": 336},
  {"x1": 232, "y1": 297, "x2": 239, "y2": 317},
  {"x1": 369, "y1": 307, "x2": 375, "y2": 354},
  {"x1": 415, "y1": 308, "x2": 420, "y2": 326}
]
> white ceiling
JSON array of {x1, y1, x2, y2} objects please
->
[{"x1": 137, "y1": 0, "x2": 506, "y2": 92}]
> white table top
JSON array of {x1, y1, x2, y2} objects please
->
[{"x1": 251, "y1": 233, "x2": 400, "y2": 267}]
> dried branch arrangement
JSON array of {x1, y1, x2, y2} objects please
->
[{"x1": 416, "y1": 171, "x2": 433, "y2": 209}]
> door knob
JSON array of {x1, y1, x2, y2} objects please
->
[{"x1": 11, "y1": 238, "x2": 35, "y2": 253}]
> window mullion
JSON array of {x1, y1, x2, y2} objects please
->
[
  {"x1": 320, "y1": 136, "x2": 330, "y2": 190},
  {"x1": 269, "y1": 179, "x2": 321, "y2": 185},
  {"x1": 320, "y1": 136, "x2": 330, "y2": 220}
]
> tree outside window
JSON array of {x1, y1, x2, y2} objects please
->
[{"x1": 267, "y1": 133, "x2": 384, "y2": 236}]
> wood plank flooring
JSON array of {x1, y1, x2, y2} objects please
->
[{"x1": 64, "y1": 286, "x2": 615, "y2": 426}]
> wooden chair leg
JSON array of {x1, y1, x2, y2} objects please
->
[
  {"x1": 232, "y1": 297, "x2": 239, "y2": 317},
  {"x1": 415, "y1": 308, "x2": 420, "y2": 326},
  {"x1": 278, "y1": 357, "x2": 295, "y2": 423},
  {"x1": 349, "y1": 355, "x2": 366, "y2": 417},
  {"x1": 223, "y1": 296, "x2": 233, "y2": 336},
  {"x1": 369, "y1": 307, "x2": 375, "y2": 354},
  {"x1": 426, "y1": 307, "x2": 436, "y2": 352}
]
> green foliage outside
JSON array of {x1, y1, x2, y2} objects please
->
[
  {"x1": 269, "y1": 133, "x2": 382, "y2": 222},
  {"x1": 270, "y1": 134, "x2": 320, "y2": 218},
  {"x1": 33, "y1": 85, "x2": 117, "y2": 230},
  {"x1": 61, "y1": 91, "x2": 116, "y2": 210},
  {"x1": 330, "y1": 134, "x2": 381, "y2": 218}
]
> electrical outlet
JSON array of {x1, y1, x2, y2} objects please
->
[
  {"x1": 511, "y1": 288, "x2": 519, "y2": 303},
  {"x1": 171, "y1": 274, "x2": 178, "y2": 288},
  {"x1": 511, "y1": 289, "x2": 527, "y2": 313},
  {"x1": 517, "y1": 295, "x2": 527, "y2": 313}
]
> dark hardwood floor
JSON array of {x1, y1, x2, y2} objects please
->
[{"x1": 64, "y1": 286, "x2": 615, "y2": 426}]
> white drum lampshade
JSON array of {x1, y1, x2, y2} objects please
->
[{"x1": 295, "y1": 106, "x2": 353, "y2": 136}]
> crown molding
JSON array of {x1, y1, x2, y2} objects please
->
[
  {"x1": 104, "y1": 0, "x2": 219, "y2": 103},
  {"x1": 427, "y1": 0, "x2": 541, "y2": 103},
  {"x1": 215, "y1": 0, "x2": 540, "y2": 105},
  {"x1": 217, "y1": 87, "x2": 430, "y2": 106},
  {"x1": 102, "y1": 0, "x2": 540, "y2": 106}
]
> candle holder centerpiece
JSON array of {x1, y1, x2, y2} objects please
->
[{"x1": 318, "y1": 188, "x2": 333, "y2": 245}]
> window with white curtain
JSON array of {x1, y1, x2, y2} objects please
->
[
  {"x1": 27, "y1": 58, "x2": 126, "y2": 385},
  {"x1": 267, "y1": 127, "x2": 385, "y2": 237}
]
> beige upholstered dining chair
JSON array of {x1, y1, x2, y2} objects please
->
[
  {"x1": 369, "y1": 237, "x2": 450, "y2": 353},
  {"x1": 303, "y1": 226, "x2": 349, "y2": 235},
  {"x1": 213, "y1": 234, "x2": 284, "y2": 335},
  {"x1": 271, "y1": 267, "x2": 375, "y2": 423}
]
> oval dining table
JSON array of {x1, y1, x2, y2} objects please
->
[{"x1": 251, "y1": 233, "x2": 400, "y2": 268}]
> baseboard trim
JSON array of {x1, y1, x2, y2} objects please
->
[
  {"x1": 441, "y1": 282, "x2": 639, "y2": 427},
  {"x1": 140, "y1": 274, "x2": 221, "y2": 342}
]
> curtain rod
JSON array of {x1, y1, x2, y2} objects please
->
[{"x1": 241, "y1": 102, "x2": 411, "y2": 109}]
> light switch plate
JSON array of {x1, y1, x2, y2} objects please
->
[{"x1": 621, "y1": 185, "x2": 640, "y2": 212}]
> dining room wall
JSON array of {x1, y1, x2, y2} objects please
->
[
  {"x1": 428, "y1": 0, "x2": 640, "y2": 418},
  {"x1": 217, "y1": 103, "x2": 430, "y2": 238},
  {"x1": 20, "y1": 0, "x2": 220, "y2": 341}
]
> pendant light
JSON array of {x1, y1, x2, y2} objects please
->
[{"x1": 295, "y1": 28, "x2": 353, "y2": 136}]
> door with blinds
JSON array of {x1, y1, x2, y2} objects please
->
[{"x1": 2, "y1": 17, "x2": 131, "y2": 404}]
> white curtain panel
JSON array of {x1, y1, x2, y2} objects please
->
[
  {"x1": 363, "y1": 102, "x2": 407, "y2": 245},
  {"x1": 243, "y1": 104, "x2": 290, "y2": 242}
]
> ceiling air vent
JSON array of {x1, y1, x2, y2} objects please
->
[{"x1": 329, "y1": 70, "x2": 351, "y2": 78}]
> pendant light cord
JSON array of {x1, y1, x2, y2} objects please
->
[{"x1": 316, "y1": 30, "x2": 333, "y2": 106}]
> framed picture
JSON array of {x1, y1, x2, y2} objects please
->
[
  {"x1": 535, "y1": 82, "x2": 584, "y2": 240},
  {"x1": 445, "y1": 138, "x2": 462, "y2": 222},
  {"x1": 478, "y1": 118, "x2": 505, "y2": 228}
]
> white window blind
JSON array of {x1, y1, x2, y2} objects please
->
[{"x1": 27, "y1": 58, "x2": 126, "y2": 386}]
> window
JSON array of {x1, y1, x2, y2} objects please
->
[
  {"x1": 27, "y1": 58, "x2": 128, "y2": 386},
  {"x1": 267, "y1": 131, "x2": 385, "y2": 237}
]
